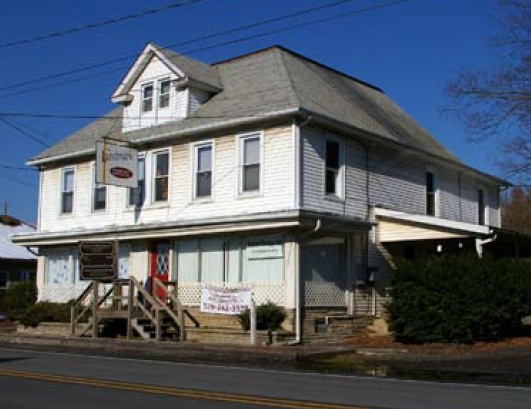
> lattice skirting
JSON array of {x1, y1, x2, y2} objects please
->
[
  {"x1": 304, "y1": 281, "x2": 347, "y2": 308},
  {"x1": 177, "y1": 282, "x2": 286, "y2": 307},
  {"x1": 38, "y1": 283, "x2": 115, "y2": 305}
]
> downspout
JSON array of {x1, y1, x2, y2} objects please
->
[
  {"x1": 287, "y1": 218, "x2": 321, "y2": 345},
  {"x1": 475, "y1": 230, "x2": 497, "y2": 258}
]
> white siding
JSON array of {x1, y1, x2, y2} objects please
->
[
  {"x1": 39, "y1": 126, "x2": 294, "y2": 233},
  {"x1": 189, "y1": 88, "x2": 211, "y2": 115},
  {"x1": 122, "y1": 55, "x2": 187, "y2": 132}
]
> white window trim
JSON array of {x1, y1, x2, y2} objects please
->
[
  {"x1": 59, "y1": 166, "x2": 75, "y2": 216},
  {"x1": 425, "y1": 166, "x2": 440, "y2": 217},
  {"x1": 91, "y1": 162, "x2": 107, "y2": 213},
  {"x1": 151, "y1": 149, "x2": 171, "y2": 204},
  {"x1": 127, "y1": 153, "x2": 146, "y2": 209},
  {"x1": 141, "y1": 82, "x2": 154, "y2": 113},
  {"x1": 322, "y1": 135, "x2": 345, "y2": 201},
  {"x1": 191, "y1": 140, "x2": 215, "y2": 202},
  {"x1": 236, "y1": 131, "x2": 264, "y2": 197},
  {"x1": 477, "y1": 185, "x2": 490, "y2": 226},
  {"x1": 158, "y1": 77, "x2": 171, "y2": 110}
]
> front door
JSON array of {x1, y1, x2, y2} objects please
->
[{"x1": 150, "y1": 240, "x2": 171, "y2": 298}]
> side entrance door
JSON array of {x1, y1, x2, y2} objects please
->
[{"x1": 150, "y1": 240, "x2": 171, "y2": 298}]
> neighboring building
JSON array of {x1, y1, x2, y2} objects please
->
[
  {"x1": 0, "y1": 215, "x2": 36, "y2": 290},
  {"x1": 12, "y1": 44, "x2": 509, "y2": 337}
]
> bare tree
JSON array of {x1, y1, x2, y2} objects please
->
[
  {"x1": 445, "y1": 1, "x2": 531, "y2": 179},
  {"x1": 501, "y1": 186, "x2": 531, "y2": 233}
]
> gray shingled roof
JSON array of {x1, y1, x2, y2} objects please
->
[
  {"x1": 156, "y1": 45, "x2": 222, "y2": 90},
  {"x1": 31, "y1": 46, "x2": 460, "y2": 165}
]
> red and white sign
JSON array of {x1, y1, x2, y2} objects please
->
[
  {"x1": 96, "y1": 140, "x2": 138, "y2": 188},
  {"x1": 200, "y1": 285, "x2": 252, "y2": 315}
]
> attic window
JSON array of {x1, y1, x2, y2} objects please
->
[
  {"x1": 159, "y1": 79, "x2": 171, "y2": 109},
  {"x1": 142, "y1": 83, "x2": 154, "y2": 112}
]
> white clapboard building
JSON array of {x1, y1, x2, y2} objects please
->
[{"x1": 13, "y1": 44, "x2": 509, "y2": 338}]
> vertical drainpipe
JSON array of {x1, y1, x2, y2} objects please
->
[
  {"x1": 37, "y1": 166, "x2": 43, "y2": 231},
  {"x1": 291, "y1": 119, "x2": 302, "y2": 344}
]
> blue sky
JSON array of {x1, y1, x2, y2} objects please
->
[{"x1": 0, "y1": 0, "x2": 503, "y2": 222}]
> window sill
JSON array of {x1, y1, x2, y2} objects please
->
[
  {"x1": 190, "y1": 197, "x2": 214, "y2": 205},
  {"x1": 324, "y1": 194, "x2": 345, "y2": 203},
  {"x1": 237, "y1": 191, "x2": 262, "y2": 200}
]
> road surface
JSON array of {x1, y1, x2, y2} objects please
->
[{"x1": 0, "y1": 346, "x2": 530, "y2": 408}]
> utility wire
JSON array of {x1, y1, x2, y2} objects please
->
[
  {"x1": 0, "y1": 0, "x2": 213, "y2": 50},
  {"x1": 0, "y1": 116, "x2": 50, "y2": 147},
  {"x1": 0, "y1": 0, "x2": 399, "y2": 96},
  {"x1": 0, "y1": 173, "x2": 38, "y2": 188},
  {"x1": 0, "y1": 165, "x2": 37, "y2": 171}
]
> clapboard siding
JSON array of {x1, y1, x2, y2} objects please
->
[
  {"x1": 123, "y1": 55, "x2": 187, "y2": 132},
  {"x1": 300, "y1": 126, "x2": 501, "y2": 228},
  {"x1": 39, "y1": 125, "x2": 294, "y2": 232}
]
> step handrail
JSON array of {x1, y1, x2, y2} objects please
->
[{"x1": 153, "y1": 278, "x2": 200, "y2": 329}]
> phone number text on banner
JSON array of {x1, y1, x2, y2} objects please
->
[{"x1": 200, "y1": 285, "x2": 252, "y2": 315}]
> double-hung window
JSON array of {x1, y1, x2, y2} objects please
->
[
  {"x1": 92, "y1": 165, "x2": 106, "y2": 211},
  {"x1": 142, "y1": 83, "x2": 154, "y2": 113},
  {"x1": 159, "y1": 79, "x2": 171, "y2": 109},
  {"x1": 426, "y1": 171, "x2": 437, "y2": 216},
  {"x1": 153, "y1": 151, "x2": 169, "y2": 202},
  {"x1": 325, "y1": 140, "x2": 342, "y2": 197},
  {"x1": 61, "y1": 168, "x2": 74, "y2": 214},
  {"x1": 240, "y1": 134, "x2": 261, "y2": 194},
  {"x1": 129, "y1": 155, "x2": 146, "y2": 207},
  {"x1": 195, "y1": 143, "x2": 212, "y2": 198}
]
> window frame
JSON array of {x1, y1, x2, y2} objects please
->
[
  {"x1": 141, "y1": 82, "x2": 154, "y2": 113},
  {"x1": 237, "y1": 132, "x2": 263, "y2": 196},
  {"x1": 152, "y1": 150, "x2": 170, "y2": 203},
  {"x1": 91, "y1": 163, "x2": 107, "y2": 212},
  {"x1": 477, "y1": 185, "x2": 489, "y2": 226},
  {"x1": 323, "y1": 138, "x2": 345, "y2": 199},
  {"x1": 158, "y1": 78, "x2": 171, "y2": 110},
  {"x1": 425, "y1": 168, "x2": 439, "y2": 217},
  {"x1": 192, "y1": 141, "x2": 214, "y2": 201},
  {"x1": 60, "y1": 167, "x2": 75, "y2": 215},
  {"x1": 128, "y1": 153, "x2": 146, "y2": 208}
]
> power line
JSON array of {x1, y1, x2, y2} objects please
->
[
  {"x1": 0, "y1": 0, "x2": 213, "y2": 51},
  {"x1": 0, "y1": 116, "x2": 50, "y2": 147},
  {"x1": 0, "y1": 0, "x2": 361, "y2": 94},
  {"x1": 0, "y1": 165, "x2": 37, "y2": 171},
  {"x1": 0, "y1": 173, "x2": 38, "y2": 188},
  {"x1": 0, "y1": 0, "x2": 406, "y2": 98}
]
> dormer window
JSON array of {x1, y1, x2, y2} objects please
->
[
  {"x1": 159, "y1": 79, "x2": 171, "y2": 109},
  {"x1": 142, "y1": 83, "x2": 154, "y2": 112}
]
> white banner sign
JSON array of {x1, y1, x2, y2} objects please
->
[
  {"x1": 96, "y1": 141, "x2": 138, "y2": 188},
  {"x1": 200, "y1": 285, "x2": 252, "y2": 315}
]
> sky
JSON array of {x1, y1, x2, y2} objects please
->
[{"x1": 0, "y1": 0, "x2": 505, "y2": 223}]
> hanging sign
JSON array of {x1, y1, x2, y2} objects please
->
[
  {"x1": 200, "y1": 285, "x2": 252, "y2": 315},
  {"x1": 79, "y1": 241, "x2": 117, "y2": 281},
  {"x1": 96, "y1": 140, "x2": 138, "y2": 188}
]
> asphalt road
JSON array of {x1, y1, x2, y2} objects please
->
[{"x1": 0, "y1": 347, "x2": 531, "y2": 409}]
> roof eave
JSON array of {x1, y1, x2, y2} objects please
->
[
  {"x1": 303, "y1": 109, "x2": 511, "y2": 187},
  {"x1": 26, "y1": 108, "x2": 301, "y2": 166}
]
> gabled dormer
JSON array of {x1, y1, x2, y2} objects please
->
[{"x1": 112, "y1": 43, "x2": 222, "y2": 132}]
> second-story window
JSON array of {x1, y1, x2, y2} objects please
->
[
  {"x1": 92, "y1": 166, "x2": 106, "y2": 211},
  {"x1": 478, "y1": 188, "x2": 486, "y2": 225},
  {"x1": 426, "y1": 171, "x2": 436, "y2": 216},
  {"x1": 240, "y1": 135, "x2": 261, "y2": 193},
  {"x1": 325, "y1": 140, "x2": 341, "y2": 196},
  {"x1": 159, "y1": 79, "x2": 171, "y2": 109},
  {"x1": 142, "y1": 83, "x2": 154, "y2": 113},
  {"x1": 195, "y1": 143, "x2": 212, "y2": 198},
  {"x1": 153, "y1": 151, "x2": 169, "y2": 202},
  {"x1": 61, "y1": 168, "x2": 74, "y2": 214},
  {"x1": 129, "y1": 155, "x2": 145, "y2": 207}
]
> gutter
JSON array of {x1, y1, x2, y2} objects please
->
[{"x1": 475, "y1": 230, "x2": 497, "y2": 257}]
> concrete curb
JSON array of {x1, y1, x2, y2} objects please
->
[{"x1": 0, "y1": 333, "x2": 356, "y2": 367}]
